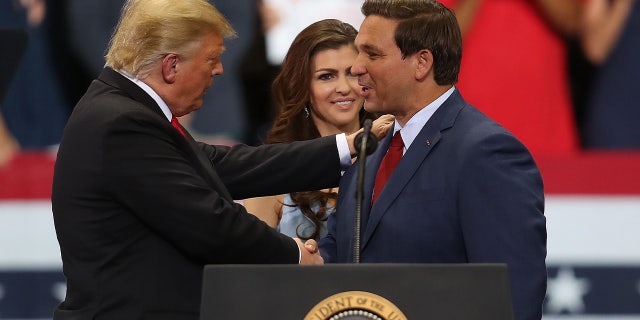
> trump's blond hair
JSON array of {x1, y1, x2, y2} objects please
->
[{"x1": 105, "y1": 0, "x2": 236, "y2": 78}]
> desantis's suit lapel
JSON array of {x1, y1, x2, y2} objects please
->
[{"x1": 361, "y1": 90, "x2": 465, "y2": 249}]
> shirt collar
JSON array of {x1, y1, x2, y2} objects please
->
[
  {"x1": 118, "y1": 71, "x2": 173, "y2": 122},
  {"x1": 394, "y1": 86, "x2": 455, "y2": 148}
]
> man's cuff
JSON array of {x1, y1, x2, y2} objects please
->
[{"x1": 336, "y1": 133, "x2": 352, "y2": 170}]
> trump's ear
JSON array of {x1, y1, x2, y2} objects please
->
[
  {"x1": 415, "y1": 49, "x2": 433, "y2": 81},
  {"x1": 161, "y1": 53, "x2": 179, "y2": 84}
]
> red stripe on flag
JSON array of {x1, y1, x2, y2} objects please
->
[
  {"x1": 0, "y1": 152, "x2": 56, "y2": 199},
  {"x1": 1, "y1": 151, "x2": 640, "y2": 199},
  {"x1": 536, "y1": 151, "x2": 640, "y2": 195}
]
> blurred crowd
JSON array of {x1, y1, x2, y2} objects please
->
[{"x1": 1, "y1": 0, "x2": 638, "y2": 168}]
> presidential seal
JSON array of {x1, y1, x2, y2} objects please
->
[{"x1": 304, "y1": 291, "x2": 407, "y2": 320}]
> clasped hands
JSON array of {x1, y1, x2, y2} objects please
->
[
  {"x1": 293, "y1": 115, "x2": 396, "y2": 265},
  {"x1": 294, "y1": 238, "x2": 324, "y2": 265}
]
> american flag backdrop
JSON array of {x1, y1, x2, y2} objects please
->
[{"x1": 1, "y1": 151, "x2": 639, "y2": 319}]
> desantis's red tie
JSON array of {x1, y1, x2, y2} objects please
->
[
  {"x1": 372, "y1": 131, "x2": 404, "y2": 204},
  {"x1": 171, "y1": 116, "x2": 188, "y2": 139}
]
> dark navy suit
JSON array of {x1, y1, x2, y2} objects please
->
[{"x1": 320, "y1": 89, "x2": 547, "y2": 320}]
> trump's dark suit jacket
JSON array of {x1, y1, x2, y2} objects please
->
[
  {"x1": 51, "y1": 68, "x2": 342, "y2": 319},
  {"x1": 320, "y1": 89, "x2": 547, "y2": 320}
]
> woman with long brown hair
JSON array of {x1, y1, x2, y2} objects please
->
[{"x1": 243, "y1": 19, "x2": 392, "y2": 240}]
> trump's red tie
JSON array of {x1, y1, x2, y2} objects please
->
[
  {"x1": 372, "y1": 131, "x2": 404, "y2": 204},
  {"x1": 171, "y1": 116, "x2": 188, "y2": 139}
]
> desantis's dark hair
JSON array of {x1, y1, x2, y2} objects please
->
[{"x1": 361, "y1": 0, "x2": 462, "y2": 85}]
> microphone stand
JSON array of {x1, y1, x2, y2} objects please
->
[{"x1": 353, "y1": 119, "x2": 377, "y2": 263}]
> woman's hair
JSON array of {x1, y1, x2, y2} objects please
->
[
  {"x1": 361, "y1": 0, "x2": 462, "y2": 85},
  {"x1": 268, "y1": 19, "x2": 375, "y2": 240},
  {"x1": 105, "y1": 0, "x2": 236, "y2": 78}
]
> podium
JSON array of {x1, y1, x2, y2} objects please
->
[{"x1": 200, "y1": 263, "x2": 513, "y2": 320}]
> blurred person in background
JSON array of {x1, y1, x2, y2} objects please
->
[
  {"x1": 0, "y1": 117, "x2": 19, "y2": 167},
  {"x1": 439, "y1": 0, "x2": 583, "y2": 156},
  {"x1": 0, "y1": 0, "x2": 72, "y2": 166},
  {"x1": 581, "y1": 0, "x2": 639, "y2": 149},
  {"x1": 65, "y1": 0, "x2": 126, "y2": 78}
]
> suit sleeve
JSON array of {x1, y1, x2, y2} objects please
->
[
  {"x1": 457, "y1": 130, "x2": 547, "y2": 320},
  {"x1": 102, "y1": 113, "x2": 299, "y2": 264},
  {"x1": 196, "y1": 136, "x2": 342, "y2": 199}
]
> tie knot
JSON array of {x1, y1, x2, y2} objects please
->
[
  {"x1": 390, "y1": 131, "x2": 404, "y2": 148},
  {"x1": 171, "y1": 116, "x2": 188, "y2": 139}
]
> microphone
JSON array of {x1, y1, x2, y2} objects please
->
[
  {"x1": 354, "y1": 119, "x2": 378, "y2": 156},
  {"x1": 353, "y1": 119, "x2": 377, "y2": 263}
]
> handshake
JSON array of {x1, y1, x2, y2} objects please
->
[{"x1": 294, "y1": 238, "x2": 324, "y2": 265}]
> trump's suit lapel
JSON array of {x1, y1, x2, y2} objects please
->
[
  {"x1": 361, "y1": 90, "x2": 465, "y2": 249},
  {"x1": 101, "y1": 68, "x2": 233, "y2": 202}
]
